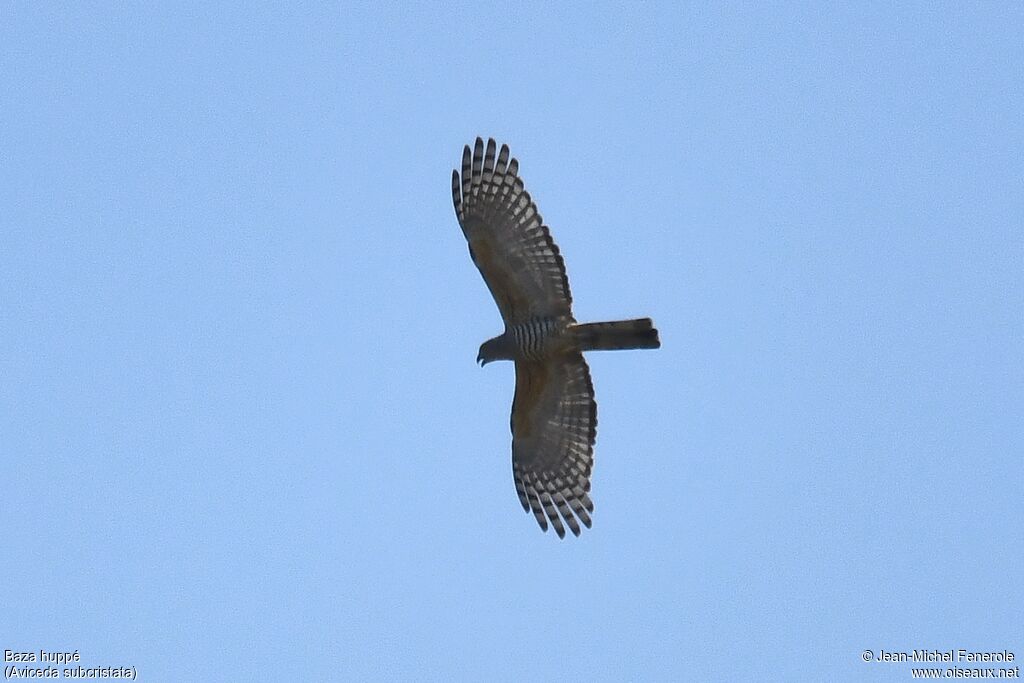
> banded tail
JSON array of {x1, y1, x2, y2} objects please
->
[{"x1": 574, "y1": 318, "x2": 661, "y2": 351}]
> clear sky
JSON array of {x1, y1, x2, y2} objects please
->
[{"x1": 2, "y1": 3, "x2": 1021, "y2": 681}]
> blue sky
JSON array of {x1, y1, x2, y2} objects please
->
[{"x1": 2, "y1": 3, "x2": 1021, "y2": 681}]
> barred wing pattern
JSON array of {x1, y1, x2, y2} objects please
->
[
  {"x1": 451, "y1": 138, "x2": 572, "y2": 324},
  {"x1": 512, "y1": 356, "x2": 597, "y2": 537},
  {"x1": 452, "y1": 138, "x2": 599, "y2": 538}
]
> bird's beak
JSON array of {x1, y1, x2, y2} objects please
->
[{"x1": 477, "y1": 354, "x2": 486, "y2": 367}]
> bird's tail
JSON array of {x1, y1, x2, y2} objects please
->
[{"x1": 574, "y1": 318, "x2": 661, "y2": 351}]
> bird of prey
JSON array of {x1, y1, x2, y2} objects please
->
[{"x1": 451, "y1": 138, "x2": 661, "y2": 538}]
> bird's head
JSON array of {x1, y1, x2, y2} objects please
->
[
  {"x1": 477, "y1": 341, "x2": 493, "y2": 367},
  {"x1": 477, "y1": 334, "x2": 512, "y2": 367}
]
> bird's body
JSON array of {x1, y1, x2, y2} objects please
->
[
  {"x1": 480, "y1": 316, "x2": 660, "y2": 364},
  {"x1": 452, "y1": 138, "x2": 660, "y2": 538},
  {"x1": 480, "y1": 317, "x2": 569, "y2": 363}
]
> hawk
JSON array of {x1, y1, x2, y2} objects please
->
[{"x1": 452, "y1": 138, "x2": 661, "y2": 538}]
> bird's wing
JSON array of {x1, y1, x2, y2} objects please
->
[
  {"x1": 511, "y1": 353, "x2": 597, "y2": 538},
  {"x1": 451, "y1": 138, "x2": 573, "y2": 325}
]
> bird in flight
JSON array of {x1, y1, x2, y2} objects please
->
[{"x1": 451, "y1": 138, "x2": 661, "y2": 538}]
